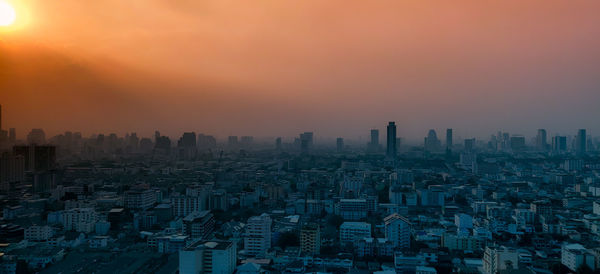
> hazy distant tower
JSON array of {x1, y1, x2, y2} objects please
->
[
  {"x1": 536, "y1": 129, "x2": 547, "y2": 151},
  {"x1": 446, "y1": 129, "x2": 453, "y2": 149},
  {"x1": 386, "y1": 122, "x2": 397, "y2": 157},
  {"x1": 336, "y1": 138, "x2": 344, "y2": 152},
  {"x1": 576, "y1": 129, "x2": 587, "y2": 155}
]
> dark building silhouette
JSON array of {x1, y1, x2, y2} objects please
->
[
  {"x1": 198, "y1": 134, "x2": 217, "y2": 150},
  {"x1": 386, "y1": 122, "x2": 397, "y2": 157},
  {"x1": 446, "y1": 129, "x2": 453, "y2": 149},
  {"x1": 13, "y1": 144, "x2": 57, "y2": 172},
  {"x1": 536, "y1": 129, "x2": 547, "y2": 151},
  {"x1": 553, "y1": 136, "x2": 567, "y2": 152},
  {"x1": 227, "y1": 136, "x2": 238, "y2": 147},
  {"x1": 424, "y1": 129, "x2": 441, "y2": 152},
  {"x1": 27, "y1": 129, "x2": 46, "y2": 145},
  {"x1": 576, "y1": 129, "x2": 586, "y2": 155},
  {"x1": 336, "y1": 138, "x2": 344, "y2": 152},
  {"x1": 275, "y1": 137, "x2": 282, "y2": 150}
]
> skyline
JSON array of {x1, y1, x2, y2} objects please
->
[
  {"x1": 2, "y1": 0, "x2": 600, "y2": 139},
  {"x1": 0, "y1": 103, "x2": 595, "y2": 146}
]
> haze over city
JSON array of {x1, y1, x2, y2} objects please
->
[
  {"x1": 2, "y1": 0, "x2": 600, "y2": 140},
  {"x1": 4, "y1": 1, "x2": 600, "y2": 274}
]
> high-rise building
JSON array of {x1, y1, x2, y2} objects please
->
[
  {"x1": 424, "y1": 129, "x2": 441, "y2": 152},
  {"x1": 384, "y1": 213, "x2": 411, "y2": 249},
  {"x1": 240, "y1": 136, "x2": 254, "y2": 147},
  {"x1": 0, "y1": 153, "x2": 25, "y2": 192},
  {"x1": 371, "y1": 129, "x2": 379, "y2": 146},
  {"x1": 27, "y1": 129, "x2": 46, "y2": 145},
  {"x1": 179, "y1": 240, "x2": 237, "y2": 274},
  {"x1": 553, "y1": 136, "x2": 567, "y2": 152},
  {"x1": 336, "y1": 138, "x2": 344, "y2": 152},
  {"x1": 197, "y1": 134, "x2": 217, "y2": 150},
  {"x1": 8, "y1": 128, "x2": 15, "y2": 143},
  {"x1": 275, "y1": 137, "x2": 282, "y2": 150},
  {"x1": 510, "y1": 135, "x2": 526, "y2": 151},
  {"x1": 244, "y1": 213, "x2": 272, "y2": 257},
  {"x1": 300, "y1": 223, "x2": 320, "y2": 255},
  {"x1": 386, "y1": 122, "x2": 397, "y2": 158},
  {"x1": 13, "y1": 144, "x2": 56, "y2": 172},
  {"x1": 576, "y1": 129, "x2": 587, "y2": 155},
  {"x1": 536, "y1": 129, "x2": 547, "y2": 151},
  {"x1": 182, "y1": 210, "x2": 215, "y2": 240},
  {"x1": 300, "y1": 132, "x2": 314, "y2": 154},
  {"x1": 227, "y1": 136, "x2": 238, "y2": 147},
  {"x1": 464, "y1": 138, "x2": 476, "y2": 152},
  {"x1": 446, "y1": 129, "x2": 453, "y2": 149}
]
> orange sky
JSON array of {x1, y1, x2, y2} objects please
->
[{"x1": 1, "y1": 0, "x2": 600, "y2": 140}]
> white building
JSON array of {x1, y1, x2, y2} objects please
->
[
  {"x1": 384, "y1": 213, "x2": 411, "y2": 249},
  {"x1": 483, "y1": 246, "x2": 519, "y2": 274},
  {"x1": 340, "y1": 222, "x2": 371, "y2": 244},
  {"x1": 62, "y1": 208, "x2": 97, "y2": 233},
  {"x1": 172, "y1": 195, "x2": 205, "y2": 217},
  {"x1": 179, "y1": 240, "x2": 236, "y2": 274},
  {"x1": 561, "y1": 243, "x2": 596, "y2": 272},
  {"x1": 24, "y1": 225, "x2": 53, "y2": 241},
  {"x1": 244, "y1": 213, "x2": 272, "y2": 257}
]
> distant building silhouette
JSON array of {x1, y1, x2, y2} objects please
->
[
  {"x1": 424, "y1": 129, "x2": 441, "y2": 152},
  {"x1": 536, "y1": 129, "x2": 547, "y2": 151},
  {"x1": 446, "y1": 129, "x2": 453, "y2": 150},
  {"x1": 27, "y1": 129, "x2": 46, "y2": 145},
  {"x1": 386, "y1": 122, "x2": 397, "y2": 158},
  {"x1": 576, "y1": 129, "x2": 586, "y2": 155},
  {"x1": 336, "y1": 138, "x2": 344, "y2": 152}
]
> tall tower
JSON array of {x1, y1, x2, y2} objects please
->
[
  {"x1": 386, "y1": 122, "x2": 397, "y2": 157},
  {"x1": 576, "y1": 129, "x2": 587, "y2": 156},
  {"x1": 370, "y1": 129, "x2": 379, "y2": 146},
  {"x1": 446, "y1": 129, "x2": 453, "y2": 149},
  {"x1": 536, "y1": 129, "x2": 547, "y2": 151}
]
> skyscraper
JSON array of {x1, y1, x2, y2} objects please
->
[
  {"x1": 386, "y1": 122, "x2": 397, "y2": 157},
  {"x1": 576, "y1": 129, "x2": 587, "y2": 155},
  {"x1": 424, "y1": 129, "x2": 441, "y2": 151},
  {"x1": 370, "y1": 129, "x2": 379, "y2": 146},
  {"x1": 27, "y1": 129, "x2": 46, "y2": 145},
  {"x1": 275, "y1": 137, "x2": 282, "y2": 150},
  {"x1": 553, "y1": 136, "x2": 567, "y2": 152},
  {"x1": 300, "y1": 132, "x2": 314, "y2": 154},
  {"x1": 536, "y1": 129, "x2": 547, "y2": 151},
  {"x1": 446, "y1": 129, "x2": 453, "y2": 149},
  {"x1": 336, "y1": 138, "x2": 344, "y2": 152}
]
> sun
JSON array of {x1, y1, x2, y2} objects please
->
[{"x1": 0, "y1": 1, "x2": 16, "y2": 27}]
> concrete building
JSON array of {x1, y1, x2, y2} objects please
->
[
  {"x1": 483, "y1": 246, "x2": 519, "y2": 274},
  {"x1": 561, "y1": 243, "x2": 596, "y2": 272},
  {"x1": 244, "y1": 213, "x2": 272, "y2": 257},
  {"x1": 384, "y1": 213, "x2": 411, "y2": 249},
  {"x1": 182, "y1": 210, "x2": 215, "y2": 240},
  {"x1": 340, "y1": 222, "x2": 371, "y2": 244},
  {"x1": 179, "y1": 240, "x2": 236, "y2": 274},
  {"x1": 300, "y1": 223, "x2": 320, "y2": 255}
]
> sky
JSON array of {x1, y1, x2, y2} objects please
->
[{"x1": 1, "y1": 0, "x2": 600, "y2": 141}]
